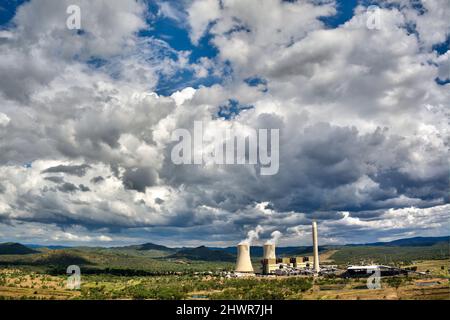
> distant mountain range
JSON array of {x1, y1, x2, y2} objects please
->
[
  {"x1": 0, "y1": 242, "x2": 38, "y2": 255},
  {"x1": 357, "y1": 236, "x2": 450, "y2": 247},
  {"x1": 25, "y1": 244, "x2": 70, "y2": 250},
  {"x1": 1, "y1": 236, "x2": 448, "y2": 258},
  {"x1": 115, "y1": 242, "x2": 177, "y2": 252},
  {"x1": 168, "y1": 246, "x2": 235, "y2": 262}
]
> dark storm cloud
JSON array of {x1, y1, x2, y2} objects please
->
[
  {"x1": 159, "y1": 121, "x2": 446, "y2": 217},
  {"x1": 42, "y1": 164, "x2": 91, "y2": 177},
  {"x1": 79, "y1": 184, "x2": 90, "y2": 192},
  {"x1": 44, "y1": 176, "x2": 64, "y2": 184},
  {"x1": 0, "y1": 183, "x2": 5, "y2": 194},
  {"x1": 57, "y1": 182, "x2": 79, "y2": 193},
  {"x1": 90, "y1": 176, "x2": 105, "y2": 184},
  {"x1": 122, "y1": 167, "x2": 158, "y2": 193},
  {"x1": 372, "y1": 168, "x2": 449, "y2": 202}
]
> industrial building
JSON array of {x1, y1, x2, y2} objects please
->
[
  {"x1": 260, "y1": 221, "x2": 321, "y2": 275},
  {"x1": 262, "y1": 256, "x2": 313, "y2": 275},
  {"x1": 261, "y1": 243, "x2": 278, "y2": 274},
  {"x1": 234, "y1": 221, "x2": 322, "y2": 275},
  {"x1": 234, "y1": 220, "x2": 410, "y2": 279},
  {"x1": 344, "y1": 265, "x2": 408, "y2": 277}
]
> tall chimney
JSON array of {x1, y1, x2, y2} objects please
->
[
  {"x1": 312, "y1": 221, "x2": 320, "y2": 273},
  {"x1": 235, "y1": 244, "x2": 254, "y2": 273},
  {"x1": 263, "y1": 243, "x2": 276, "y2": 260}
]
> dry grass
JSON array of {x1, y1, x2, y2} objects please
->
[
  {"x1": 1, "y1": 258, "x2": 449, "y2": 300},
  {"x1": 0, "y1": 268, "x2": 79, "y2": 300}
]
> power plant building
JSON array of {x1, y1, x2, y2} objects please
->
[
  {"x1": 259, "y1": 221, "x2": 321, "y2": 275},
  {"x1": 235, "y1": 221, "x2": 403, "y2": 278},
  {"x1": 262, "y1": 243, "x2": 278, "y2": 274},
  {"x1": 236, "y1": 221, "x2": 322, "y2": 275}
]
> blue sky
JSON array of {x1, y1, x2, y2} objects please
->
[
  {"x1": 3, "y1": 0, "x2": 447, "y2": 95},
  {"x1": 0, "y1": 0, "x2": 368, "y2": 96}
]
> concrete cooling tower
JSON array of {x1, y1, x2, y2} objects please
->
[
  {"x1": 235, "y1": 244, "x2": 254, "y2": 273},
  {"x1": 263, "y1": 243, "x2": 276, "y2": 260}
]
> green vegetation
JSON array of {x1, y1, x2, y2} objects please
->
[
  {"x1": 209, "y1": 278, "x2": 313, "y2": 300},
  {"x1": 168, "y1": 246, "x2": 235, "y2": 262},
  {"x1": 0, "y1": 248, "x2": 234, "y2": 274},
  {"x1": 0, "y1": 239, "x2": 449, "y2": 300},
  {"x1": 385, "y1": 277, "x2": 404, "y2": 289},
  {"x1": 77, "y1": 275, "x2": 313, "y2": 300},
  {"x1": 330, "y1": 243, "x2": 449, "y2": 265}
]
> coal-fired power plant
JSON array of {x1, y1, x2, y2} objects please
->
[
  {"x1": 235, "y1": 243, "x2": 254, "y2": 273},
  {"x1": 312, "y1": 221, "x2": 320, "y2": 273},
  {"x1": 263, "y1": 243, "x2": 276, "y2": 260},
  {"x1": 236, "y1": 221, "x2": 323, "y2": 275}
]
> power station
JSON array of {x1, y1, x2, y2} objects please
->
[
  {"x1": 235, "y1": 221, "x2": 322, "y2": 276},
  {"x1": 233, "y1": 221, "x2": 416, "y2": 279}
]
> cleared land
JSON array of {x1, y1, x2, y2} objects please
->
[
  {"x1": 0, "y1": 241, "x2": 448, "y2": 300},
  {"x1": 0, "y1": 266, "x2": 448, "y2": 300}
]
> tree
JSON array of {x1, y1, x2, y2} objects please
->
[{"x1": 386, "y1": 277, "x2": 403, "y2": 298}]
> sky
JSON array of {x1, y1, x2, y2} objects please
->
[{"x1": 0, "y1": 0, "x2": 449, "y2": 247}]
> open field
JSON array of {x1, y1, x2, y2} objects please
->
[
  {"x1": 0, "y1": 249, "x2": 235, "y2": 275},
  {"x1": 329, "y1": 243, "x2": 449, "y2": 265},
  {"x1": 1, "y1": 259, "x2": 448, "y2": 300},
  {"x1": 1, "y1": 239, "x2": 448, "y2": 300},
  {"x1": 0, "y1": 270, "x2": 448, "y2": 300}
]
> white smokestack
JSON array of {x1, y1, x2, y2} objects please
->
[
  {"x1": 235, "y1": 243, "x2": 254, "y2": 273},
  {"x1": 312, "y1": 221, "x2": 320, "y2": 273}
]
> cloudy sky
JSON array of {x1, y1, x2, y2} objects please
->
[{"x1": 0, "y1": 0, "x2": 449, "y2": 247}]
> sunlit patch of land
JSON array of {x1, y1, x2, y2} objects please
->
[
  {"x1": 0, "y1": 259, "x2": 448, "y2": 300},
  {"x1": 0, "y1": 242, "x2": 448, "y2": 300}
]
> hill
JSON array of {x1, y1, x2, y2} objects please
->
[
  {"x1": 26, "y1": 244, "x2": 70, "y2": 250},
  {"x1": 120, "y1": 242, "x2": 175, "y2": 252},
  {"x1": 359, "y1": 236, "x2": 450, "y2": 247},
  {"x1": 330, "y1": 242, "x2": 449, "y2": 265},
  {"x1": 169, "y1": 246, "x2": 235, "y2": 262},
  {"x1": 0, "y1": 242, "x2": 38, "y2": 255},
  {"x1": 31, "y1": 250, "x2": 91, "y2": 266}
]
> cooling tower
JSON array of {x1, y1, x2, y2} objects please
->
[
  {"x1": 235, "y1": 244, "x2": 254, "y2": 273},
  {"x1": 263, "y1": 243, "x2": 276, "y2": 260},
  {"x1": 312, "y1": 221, "x2": 320, "y2": 273}
]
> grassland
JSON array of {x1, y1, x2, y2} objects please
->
[
  {"x1": 0, "y1": 264, "x2": 448, "y2": 300},
  {"x1": 0, "y1": 248, "x2": 235, "y2": 275},
  {"x1": 329, "y1": 243, "x2": 449, "y2": 265},
  {"x1": 0, "y1": 241, "x2": 449, "y2": 300}
]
